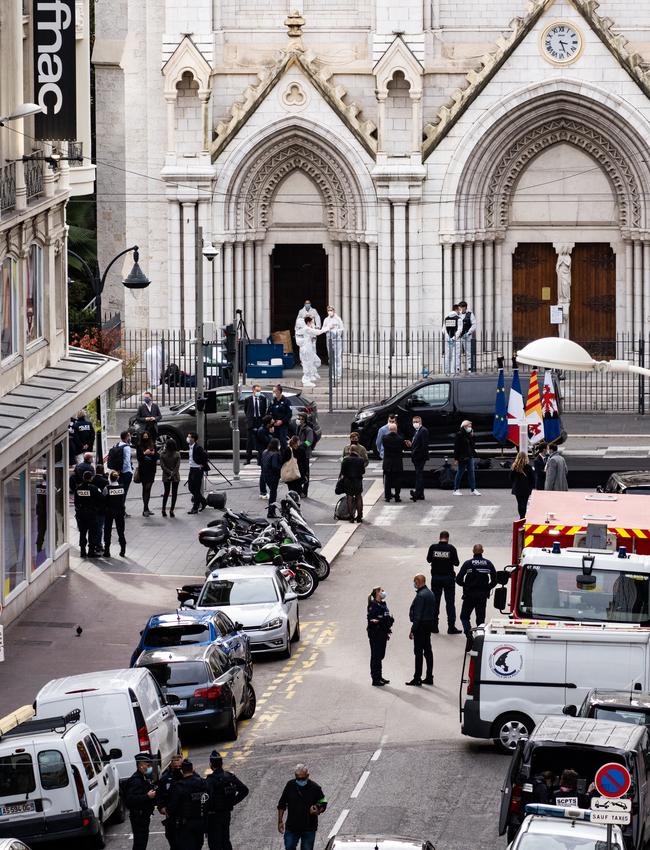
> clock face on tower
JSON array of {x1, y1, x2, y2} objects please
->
[{"x1": 541, "y1": 22, "x2": 583, "y2": 64}]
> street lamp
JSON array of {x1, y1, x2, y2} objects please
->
[
  {"x1": 517, "y1": 337, "x2": 650, "y2": 378},
  {"x1": 195, "y1": 228, "x2": 219, "y2": 450},
  {"x1": 68, "y1": 245, "x2": 151, "y2": 460},
  {"x1": 0, "y1": 103, "x2": 43, "y2": 126}
]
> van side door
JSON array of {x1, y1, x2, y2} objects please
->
[
  {"x1": 398, "y1": 382, "x2": 453, "y2": 446},
  {"x1": 85, "y1": 734, "x2": 118, "y2": 817}
]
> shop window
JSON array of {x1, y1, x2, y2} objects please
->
[
  {"x1": 0, "y1": 256, "x2": 18, "y2": 360},
  {"x1": 26, "y1": 244, "x2": 44, "y2": 345},
  {"x1": 54, "y1": 439, "x2": 66, "y2": 549},
  {"x1": 30, "y1": 450, "x2": 50, "y2": 571},
  {"x1": 3, "y1": 469, "x2": 26, "y2": 599}
]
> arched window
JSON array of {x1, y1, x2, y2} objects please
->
[
  {"x1": 26, "y1": 244, "x2": 44, "y2": 344},
  {"x1": 1, "y1": 256, "x2": 18, "y2": 359}
]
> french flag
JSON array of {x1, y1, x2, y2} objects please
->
[{"x1": 507, "y1": 368, "x2": 524, "y2": 447}]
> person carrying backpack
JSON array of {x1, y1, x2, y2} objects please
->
[
  {"x1": 205, "y1": 751, "x2": 248, "y2": 850},
  {"x1": 168, "y1": 759, "x2": 208, "y2": 850}
]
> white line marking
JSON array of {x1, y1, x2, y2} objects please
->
[
  {"x1": 469, "y1": 505, "x2": 500, "y2": 527},
  {"x1": 328, "y1": 808, "x2": 349, "y2": 838},
  {"x1": 418, "y1": 505, "x2": 452, "y2": 525},
  {"x1": 350, "y1": 770, "x2": 370, "y2": 799},
  {"x1": 380, "y1": 733, "x2": 388, "y2": 744},
  {"x1": 370, "y1": 748, "x2": 382, "y2": 761},
  {"x1": 373, "y1": 505, "x2": 406, "y2": 526}
]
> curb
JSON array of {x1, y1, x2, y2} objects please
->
[
  {"x1": 321, "y1": 479, "x2": 384, "y2": 563},
  {"x1": 0, "y1": 704, "x2": 34, "y2": 735}
]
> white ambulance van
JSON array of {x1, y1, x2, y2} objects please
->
[{"x1": 460, "y1": 619, "x2": 650, "y2": 753}]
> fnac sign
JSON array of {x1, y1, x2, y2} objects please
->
[{"x1": 33, "y1": 0, "x2": 76, "y2": 141}]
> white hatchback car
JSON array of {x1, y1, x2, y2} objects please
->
[
  {"x1": 186, "y1": 566, "x2": 300, "y2": 657},
  {"x1": 508, "y1": 808, "x2": 624, "y2": 850},
  {"x1": 0, "y1": 841, "x2": 32, "y2": 849}
]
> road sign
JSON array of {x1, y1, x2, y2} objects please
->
[
  {"x1": 595, "y1": 763, "x2": 632, "y2": 798},
  {"x1": 591, "y1": 798, "x2": 632, "y2": 812},
  {"x1": 590, "y1": 811, "x2": 631, "y2": 825}
]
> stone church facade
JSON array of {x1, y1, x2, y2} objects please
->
[{"x1": 93, "y1": 0, "x2": 650, "y2": 350}]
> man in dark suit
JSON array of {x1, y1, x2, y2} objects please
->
[
  {"x1": 409, "y1": 415, "x2": 430, "y2": 501},
  {"x1": 381, "y1": 423, "x2": 405, "y2": 502},
  {"x1": 244, "y1": 385, "x2": 268, "y2": 464},
  {"x1": 135, "y1": 391, "x2": 162, "y2": 438},
  {"x1": 186, "y1": 431, "x2": 209, "y2": 513}
]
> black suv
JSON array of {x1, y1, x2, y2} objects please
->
[{"x1": 351, "y1": 373, "x2": 563, "y2": 456}]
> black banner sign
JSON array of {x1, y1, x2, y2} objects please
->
[{"x1": 33, "y1": 0, "x2": 77, "y2": 140}]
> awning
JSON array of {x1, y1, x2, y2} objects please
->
[{"x1": 0, "y1": 347, "x2": 122, "y2": 470}]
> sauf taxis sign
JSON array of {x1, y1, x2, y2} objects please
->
[{"x1": 33, "y1": 0, "x2": 77, "y2": 140}]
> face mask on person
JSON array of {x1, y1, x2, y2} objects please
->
[
  {"x1": 380, "y1": 591, "x2": 387, "y2": 601},
  {"x1": 144, "y1": 396, "x2": 151, "y2": 404},
  {"x1": 296, "y1": 778, "x2": 308, "y2": 787},
  {"x1": 145, "y1": 766, "x2": 154, "y2": 777},
  {"x1": 328, "y1": 310, "x2": 334, "y2": 317},
  {"x1": 187, "y1": 436, "x2": 193, "y2": 445},
  {"x1": 464, "y1": 426, "x2": 472, "y2": 433},
  {"x1": 413, "y1": 422, "x2": 421, "y2": 430},
  {"x1": 304, "y1": 304, "x2": 311, "y2": 312}
]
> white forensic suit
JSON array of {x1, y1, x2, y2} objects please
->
[{"x1": 322, "y1": 312, "x2": 345, "y2": 381}]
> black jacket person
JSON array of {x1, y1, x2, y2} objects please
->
[
  {"x1": 168, "y1": 760, "x2": 208, "y2": 850},
  {"x1": 277, "y1": 765, "x2": 327, "y2": 845},
  {"x1": 456, "y1": 544, "x2": 497, "y2": 638},
  {"x1": 407, "y1": 575, "x2": 436, "y2": 686},
  {"x1": 124, "y1": 753, "x2": 157, "y2": 850},
  {"x1": 427, "y1": 532, "x2": 461, "y2": 634},
  {"x1": 206, "y1": 750, "x2": 248, "y2": 850},
  {"x1": 74, "y1": 472, "x2": 103, "y2": 558},
  {"x1": 155, "y1": 754, "x2": 183, "y2": 850}
]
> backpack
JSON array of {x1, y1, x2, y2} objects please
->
[
  {"x1": 334, "y1": 496, "x2": 350, "y2": 520},
  {"x1": 107, "y1": 443, "x2": 124, "y2": 472},
  {"x1": 438, "y1": 459, "x2": 454, "y2": 490}
]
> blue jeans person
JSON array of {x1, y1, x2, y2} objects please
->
[
  {"x1": 454, "y1": 458, "x2": 476, "y2": 491},
  {"x1": 284, "y1": 830, "x2": 316, "y2": 850},
  {"x1": 431, "y1": 576, "x2": 457, "y2": 628}
]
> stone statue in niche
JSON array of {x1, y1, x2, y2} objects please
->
[{"x1": 555, "y1": 248, "x2": 572, "y2": 339}]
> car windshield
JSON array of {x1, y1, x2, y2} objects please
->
[
  {"x1": 592, "y1": 706, "x2": 650, "y2": 725},
  {"x1": 519, "y1": 565, "x2": 650, "y2": 624},
  {"x1": 145, "y1": 624, "x2": 210, "y2": 647},
  {"x1": 0, "y1": 754, "x2": 36, "y2": 797},
  {"x1": 143, "y1": 661, "x2": 206, "y2": 688},
  {"x1": 517, "y1": 836, "x2": 620, "y2": 850},
  {"x1": 199, "y1": 578, "x2": 278, "y2": 606}
]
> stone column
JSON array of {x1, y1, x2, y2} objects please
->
[
  {"x1": 369, "y1": 243, "x2": 378, "y2": 341},
  {"x1": 453, "y1": 243, "x2": 463, "y2": 304},
  {"x1": 634, "y1": 239, "x2": 643, "y2": 338},
  {"x1": 442, "y1": 242, "x2": 453, "y2": 314},
  {"x1": 254, "y1": 241, "x2": 264, "y2": 337},
  {"x1": 473, "y1": 240, "x2": 484, "y2": 332},
  {"x1": 408, "y1": 202, "x2": 421, "y2": 333},
  {"x1": 410, "y1": 95, "x2": 421, "y2": 154},
  {"x1": 350, "y1": 241, "x2": 360, "y2": 341},
  {"x1": 223, "y1": 241, "x2": 234, "y2": 325},
  {"x1": 198, "y1": 91, "x2": 211, "y2": 153},
  {"x1": 494, "y1": 241, "x2": 503, "y2": 333},
  {"x1": 198, "y1": 201, "x2": 213, "y2": 322},
  {"x1": 165, "y1": 94, "x2": 176, "y2": 156},
  {"x1": 377, "y1": 200, "x2": 392, "y2": 332},
  {"x1": 234, "y1": 241, "x2": 244, "y2": 313},
  {"x1": 393, "y1": 202, "x2": 407, "y2": 333},
  {"x1": 244, "y1": 240, "x2": 254, "y2": 331},
  {"x1": 359, "y1": 242, "x2": 369, "y2": 341},
  {"x1": 463, "y1": 242, "x2": 473, "y2": 306},
  {"x1": 331, "y1": 242, "x2": 342, "y2": 314},
  {"x1": 168, "y1": 201, "x2": 182, "y2": 328},
  {"x1": 182, "y1": 202, "x2": 196, "y2": 331},
  {"x1": 213, "y1": 245, "x2": 224, "y2": 327},
  {"x1": 377, "y1": 94, "x2": 387, "y2": 154},
  {"x1": 484, "y1": 241, "x2": 494, "y2": 339},
  {"x1": 625, "y1": 241, "x2": 634, "y2": 336},
  {"x1": 644, "y1": 243, "x2": 650, "y2": 339},
  {"x1": 341, "y1": 241, "x2": 351, "y2": 331}
]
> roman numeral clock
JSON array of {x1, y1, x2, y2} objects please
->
[{"x1": 541, "y1": 22, "x2": 583, "y2": 64}]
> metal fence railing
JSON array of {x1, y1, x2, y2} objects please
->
[{"x1": 96, "y1": 325, "x2": 649, "y2": 415}]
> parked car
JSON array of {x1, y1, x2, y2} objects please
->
[
  {"x1": 129, "y1": 610, "x2": 251, "y2": 673},
  {"x1": 133, "y1": 385, "x2": 319, "y2": 451},
  {"x1": 566, "y1": 688, "x2": 650, "y2": 728},
  {"x1": 499, "y1": 717, "x2": 650, "y2": 848},
  {"x1": 604, "y1": 471, "x2": 650, "y2": 496},
  {"x1": 33, "y1": 668, "x2": 179, "y2": 782},
  {"x1": 508, "y1": 806, "x2": 624, "y2": 850},
  {"x1": 0, "y1": 710, "x2": 123, "y2": 846},
  {"x1": 0, "y1": 841, "x2": 32, "y2": 849},
  {"x1": 324, "y1": 839, "x2": 436, "y2": 850},
  {"x1": 179, "y1": 566, "x2": 300, "y2": 657},
  {"x1": 351, "y1": 373, "x2": 564, "y2": 456},
  {"x1": 134, "y1": 643, "x2": 255, "y2": 739}
]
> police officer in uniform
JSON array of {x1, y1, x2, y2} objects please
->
[
  {"x1": 442, "y1": 304, "x2": 461, "y2": 374},
  {"x1": 367, "y1": 587, "x2": 394, "y2": 687},
  {"x1": 124, "y1": 752, "x2": 157, "y2": 850},
  {"x1": 71, "y1": 409, "x2": 96, "y2": 461},
  {"x1": 456, "y1": 543, "x2": 497, "y2": 641},
  {"x1": 205, "y1": 750, "x2": 249, "y2": 850},
  {"x1": 427, "y1": 531, "x2": 462, "y2": 635},
  {"x1": 74, "y1": 471, "x2": 103, "y2": 558},
  {"x1": 103, "y1": 470, "x2": 127, "y2": 557},
  {"x1": 168, "y1": 759, "x2": 208, "y2": 850},
  {"x1": 156, "y1": 754, "x2": 184, "y2": 850}
]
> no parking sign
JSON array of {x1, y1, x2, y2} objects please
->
[{"x1": 594, "y1": 763, "x2": 632, "y2": 799}]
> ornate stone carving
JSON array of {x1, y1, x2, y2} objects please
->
[
  {"x1": 238, "y1": 138, "x2": 356, "y2": 232},
  {"x1": 282, "y1": 82, "x2": 307, "y2": 108}
]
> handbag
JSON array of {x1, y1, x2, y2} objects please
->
[
  {"x1": 280, "y1": 450, "x2": 300, "y2": 483},
  {"x1": 133, "y1": 465, "x2": 141, "y2": 484}
]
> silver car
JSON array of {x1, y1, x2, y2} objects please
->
[{"x1": 190, "y1": 566, "x2": 300, "y2": 658}]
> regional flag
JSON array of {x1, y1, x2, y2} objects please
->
[
  {"x1": 507, "y1": 368, "x2": 524, "y2": 446},
  {"x1": 542, "y1": 370, "x2": 561, "y2": 443},
  {"x1": 525, "y1": 370, "x2": 544, "y2": 445},
  {"x1": 492, "y1": 368, "x2": 508, "y2": 443}
]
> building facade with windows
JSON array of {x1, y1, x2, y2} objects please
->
[
  {"x1": 95, "y1": 0, "x2": 650, "y2": 353},
  {"x1": 0, "y1": 0, "x2": 121, "y2": 625}
]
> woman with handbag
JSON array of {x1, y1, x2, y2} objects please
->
[
  {"x1": 339, "y1": 444, "x2": 365, "y2": 523},
  {"x1": 367, "y1": 585, "x2": 394, "y2": 686},
  {"x1": 282, "y1": 435, "x2": 306, "y2": 496},
  {"x1": 136, "y1": 431, "x2": 159, "y2": 517},
  {"x1": 159, "y1": 438, "x2": 180, "y2": 517},
  {"x1": 261, "y1": 438, "x2": 282, "y2": 518}
]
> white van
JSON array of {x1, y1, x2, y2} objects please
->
[
  {"x1": 460, "y1": 619, "x2": 650, "y2": 753},
  {"x1": 33, "y1": 669, "x2": 179, "y2": 782},
  {"x1": 0, "y1": 710, "x2": 122, "y2": 847}
]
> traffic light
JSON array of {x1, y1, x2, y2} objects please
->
[{"x1": 223, "y1": 323, "x2": 236, "y2": 361}]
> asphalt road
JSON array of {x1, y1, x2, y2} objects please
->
[{"x1": 93, "y1": 487, "x2": 516, "y2": 850}]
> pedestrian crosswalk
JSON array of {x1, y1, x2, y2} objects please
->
[
  {"x1": 469, "y1": 504, "x2": 502, "y2": 527},
  {"x1": 370, "y1": 502, "x2": 503, "y2": 528}
]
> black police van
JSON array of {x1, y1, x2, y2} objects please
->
[{"x1": 351, "y1": 373, "x2": 563, "y2": 456}]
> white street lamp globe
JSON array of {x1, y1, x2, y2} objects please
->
[{"x1": 517, "y1": 337, "x2": 598, "y2": 372}]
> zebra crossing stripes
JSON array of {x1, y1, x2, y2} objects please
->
[
  {"x1": 469, "y1": 505, "x2": 501, "y2": 527},
  {"x1": 418, "y1": 505, "x2": 453, "y2": 526}
]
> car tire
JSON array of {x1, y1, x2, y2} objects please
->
[
  {"x1": 241, "y1": 683, "x2": 257, "y2": 720},
  {"x1": 223, "y1": 700, "x2": 238, "y2": 741},
  {"x1": 156, "y1": 429, "x2": 182, "y2": 453},
  {"x1": 492, "y1": 713, "x2": 534, "y2": 755},
  {"x1": 291, "y1": 616, "x2": 301, "y2": 643},
  {"x1": 92, "y1": 817, "x2": 106, "y2": 849},
  {"x1": 282, "y1": 626, "x2": 292, "y2": 659},
  {"x1": 111, "y1": 794, "x2": 126, "y2": 825}
]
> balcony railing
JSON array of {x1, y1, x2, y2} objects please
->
[
  {"x1": 25, "y1": 156, "x2": 44, "y2": 201},
  {"x1": 68, "y1": 141, "x2": 83, "y2": 167},
  {"x1": 0, "y1": 162, "x2": 16, "y2": 214}
]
